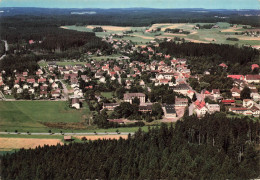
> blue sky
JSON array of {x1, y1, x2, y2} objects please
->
[{"x1": 0, "y1": 0, "x2": 259, "y2": 9}]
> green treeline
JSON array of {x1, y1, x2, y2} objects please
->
[
  {"x1": 164, "y1": 28, "x2": 190, "y2": 34},
  {"x1": 1, "y1": 113, "x2": 259, "y2": 179},
  {"x1": 159, "y1": 42, "x2": 259, "y2": 74},
  {"x1": 1, "y1": 8, "x2": 260, "y2": 27}
]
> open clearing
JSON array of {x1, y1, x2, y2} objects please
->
[
  {"x1": 164, "y1": 33, "x2": 187, "y2": 36},
  {"x1": 74, "y1": 135, "x2": 128, "y2": 140},
  {"x1": 63, "y1": 23, "x2": 258, "y2": 47},
  {"x1": 87, "y1": 25, "x2": 131, "y2": 31},
  {"x1": 132, "y1": 34, "x2": 155, "y2": 39},
  {"x1": 0, "y1": 101, "x2": 90, "y2": 132},
  {"x1": 204, "y1": 38, "x2": 216, "y2": 41},
  {"x1": 221, "y1": 27, "x2": 242, "y2": 32},
  {"x1": 238, "y1": 36, "x2": 260, "y2": 41},
  {"x1": 0, "y1": 138, "x2": 62, "y2": 150}
]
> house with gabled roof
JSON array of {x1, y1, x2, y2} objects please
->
[
  {"x1": 194, "y1": 100, "x2": 208, "y2": 117},
  {"x1": 228, "y1": 75, "x2": 244, "y2": 81},
  {"x1": 219, "y1": 63, "x2": 228, "y2": 68},
  {"x1": 243, "y1": 99, "x2": 254, "y2": 108},
  {"x1": 124, "y1": 93, "x2": 145, "y2": 104},
  {"x1": 245, "y1": 75, "x2": 260, "y2": 83},
  {"x1": 231, "y1": 87, "x2": 241, "y2": 99},
  {"x1": 251, "y1": 64, "x2": 259, "y2": 71}
]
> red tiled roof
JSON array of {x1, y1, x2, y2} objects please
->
[
  {"x1": 230, "y1": 107, "x2": 248, "y2": 111},
  {"x1": 219, "y1": 63, "x2": 228, "y2": 68},
  {"x1": 195, "y1": 100, "x2": 206, "y2": 110},
  {"x1": 222, "y1": 100, "x2": 235, "y2": 103},
  {"x1": 251, "y1": 64, "x2": 259, "y2": 70},
  {"x1": 228, "y1": 75, "x2": 244, "y2": 80},
  {"x1": 38, "y1": 78, "x2": 47, "y2": 83},
  {"x1": 246, "y1": 75, "x2": 260, "y2": 80},
  {"x1": 27, "y1": 79, "x2": 35, "y2": 83}
]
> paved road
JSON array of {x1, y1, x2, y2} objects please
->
[
  {"x1": 0, "y1": 132, "x2": 134, "y2": 135},
  {"x1": 59, "y1": 79, "x2": 69, "y2": 100},
  {"x1": 189, "y1": 103, "x2": 194, "y2": 116},
  {"x1": 0, "y1": 40, "x2": 8, "y2": 60}
]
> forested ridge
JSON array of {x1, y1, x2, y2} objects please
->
[
  {"x1": 1, "y1": 8, "x2": 259, "y2": 27},
  {"x1": 1, "y1": 113, "x2": 259, "y2": 179},
  {"x1": 159, "y1": 42, "x2": 260, "y2": 74}
]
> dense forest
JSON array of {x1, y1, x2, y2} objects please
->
[
  {"x1": 0, "y1": 17, "x2": 111, "y2": 52},
  {"x1": 1, "y1": 8, "x2": 259, "y2": 27},
  {"x1": 0, "y1": 55, "x2": 40, "y2": 76},
  {"x1": 159, "y1": 42, "x2": 260, "y2": 74},
  {"x1": 0, "y1": 41, "x2": 5, "y2": 56},
  {"x1": 1, "y1": 113, "x2": 259, "y2": 179}
]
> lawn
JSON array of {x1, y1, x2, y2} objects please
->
[
  {"x1": 101, "y1": 92, "x2": 113, "y2": 99},
  {"x1": 0, "y1": 101, "x2": 89, "y2": 132}
]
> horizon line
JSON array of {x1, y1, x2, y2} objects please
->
[{"x1": 0, "y1": 7, "x2": 259, "y2": 10}]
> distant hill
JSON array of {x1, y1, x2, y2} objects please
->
[{"x1": 0, "y1": 7, "x2": 259, "y2": 27}]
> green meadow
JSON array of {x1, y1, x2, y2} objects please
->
[
  {"x1": 0, "y1": 101, "x2": 150, "y2": 133},
  {"x1": 62, "y1": 23, "x2": 259, "y2": 47},
  {"x1": 0, "y1": 101, "x2": 88, "y2": 132}
]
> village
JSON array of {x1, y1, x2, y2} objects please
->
[{"x1": 0, "y1": 34, "x2": 259, "y2": 124}]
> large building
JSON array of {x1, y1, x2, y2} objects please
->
[
  {"x1": 124, "y1": 93, "x2": 145, "y2": 104},
  {"x1": 163, "y1": 104, "x2": 177, "y2": 118}
]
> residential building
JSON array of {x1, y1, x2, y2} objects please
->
[{"x1": 124, "y1": 93, "x2": 145, "y2": 104}]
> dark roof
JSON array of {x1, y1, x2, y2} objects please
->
[
  {"x1": 139, "y1": 105, "x2": 153, "y2": 111},
  {"x1": 103, "y1": 103, "x2": 119, "y2": 107},
  {"x1": 71, "y1": 98, "x2": 80, "y2": 104},
  {"x1": 164, "y1": 104, "x2": 176, "y2": 114},
  {"x1": 124, "y1": 93, "x2": 145, "y2": 100},
  {"x1": 174, "y1": 83, "x2": 190, "y2": 90}
]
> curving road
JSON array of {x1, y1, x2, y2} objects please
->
[{"x1": 0, "y1": 40, "x2": 8, "y2": 60}]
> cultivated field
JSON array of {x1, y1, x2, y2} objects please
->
[
  {"x1": 74, "y1": 134, "x2": 128, "y2": 140},
  {"x1": 62, "y1": 22, "x2": 259, "y2": 47},
  {"x1": 0, "y1": 137, "x2": 63, "y2": 151},
  {"x1": 87, "y1": 25, "x2": 131, "y2": 31}
]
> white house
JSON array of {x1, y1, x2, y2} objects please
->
[
  {"x1": 243, "y1": 99, "x2": 255, "y2": 108},
  {"x1": 23, "y1": 84, "x2": 29, "y2": 89},
  {"x1": 250, "y1": 93, "x2": 260, "y2": 102}
]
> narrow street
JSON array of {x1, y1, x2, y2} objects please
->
[
  {"x1": 0, "y1": 40, "x2": 8, "y2": 60},
  {"x1": 59, "y1": 79, "x2": 69, "y2": 100}
]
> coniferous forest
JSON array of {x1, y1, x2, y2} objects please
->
[
  {"x1": 159, "y1": 42, "x2": 260, "y2": 74},
  {"x1": 1, "y1": 113, "x2": 259, "y2": 179}
]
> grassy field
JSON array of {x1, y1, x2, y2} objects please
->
[
  {"x1": 101, "y1": 92, "x2": 113, "y2": 99},
  {"x1": 0, "y1": 101, "x2": 152, "y2": 133},
  {"x1": 38, "y1": 54, "x2": 122, "y2": 67},
  {"x1": 62, "y1": 23, "x2": 259, "y2": 47},
  {"x1": 0, "y1": 101, "x2": 89, "y2": 132}
]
